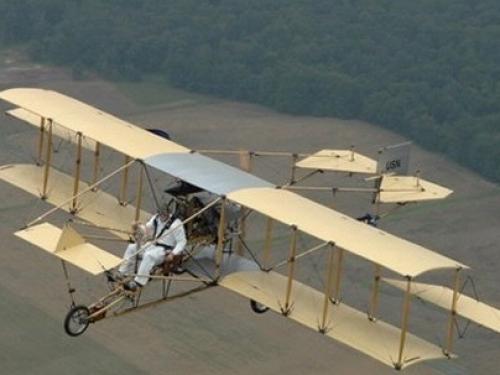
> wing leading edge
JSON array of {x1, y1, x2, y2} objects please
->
[
  {"x1": 0, "y1": 88, "x2": 189, "y2": 158},
  {"x1": 227, "y1": 187, "x2": 466, "y2": 278}
]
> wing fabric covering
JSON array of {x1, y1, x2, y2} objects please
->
[
  {"x1": 0, "y1": 164, "x2": 148, "y2": 239},
  {"x1": 144, "y1": 153, "x2": 272, "y2": 196},
  {"x1": 227, "y1": 188, "x2": 466, "y2": 277},
  {"x1": 0, "y1": 89, "x2": 273, "y2": 197},
  {"x1": 0, "y1": 88, "x2": 189, "y2": 158},
  {"x1": 295, "y1": 149, "x2": 377, "y2": 174},
  {"x1": 220, "y1": 271, "x2": 446, "y2": 369},
  {"x1": 6, "y1": 107, "x2": 97, "y2": 151},
  {"x1": 378, "y1": 176, "x2": 453, "y2": 203},
  {"x1": 384, "y1": 278, "x2": 500, "y2": 334},
  {"x1": 15, "y1": 222, "x2": 121, "y2": 275}
]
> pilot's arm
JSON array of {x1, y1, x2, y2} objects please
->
[
  {"x1": 166, "y1": 218, "x2": 187, "y2": 262},
  {"x1": 142, "y1": 215, "x2": 158, "y2": 240},
  {"x1": 131, "y1": 215, "x2": 156, "y2": 242}
]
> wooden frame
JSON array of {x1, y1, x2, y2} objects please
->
[
  {"x1": 134, "y1": 165, "x2": 144, "y2": 222},
  {"x1": 41, "y1": 118, "x2": 53, "y2": 199},
  {"x1": 368, "y1": 264, "x2": 382, "y2": 321},
  {"x1": 395, "y1": 277, "x2": 412, "y2": 370},
  {"x1": 444, "y1": 268, "x2": 461, "y2": 357},
  {"x1": 92, "y1": 142, "x2": 101, "y2": 190},
  {"x1": 36, "y1": 117, "x2": 45, "y2": 166},
  {"x1": 282, "y1": 225, "x2": 298, "y2": 315},
  {"x1": 332, "y1": 248, "x2": 344, "y2": 304},
  {"x1": 119, "y1": 155, "x2": 131, "y2": 205},
  {"x1": 319, "y1": 242, "x2": 336, "y2": 333},
  {"x1": 71, "y1": 132, "x2": 83, "y2": 213},
  {"x1": 3, "y1": 88, "x2": 495, "y2": 371},
  {"x1": 214, "y1": 198, "x2": 226, "y2": 279}
]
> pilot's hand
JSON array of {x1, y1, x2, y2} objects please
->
[
  {"x1": 131, "y1": 221, "x2": 140, "y2": 231},
  {"x1": 165, "y1": 253, "x2": 175, "y2": 263},
  {"x1": 132, "y1": 223, "x2": 146, "y2": 242}
]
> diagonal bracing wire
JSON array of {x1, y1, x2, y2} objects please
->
[{"x1": 237, "y1": 234, "x2": 265, "y2": 270}]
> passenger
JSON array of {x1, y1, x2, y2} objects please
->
[{"x1": 118, "y1": 202, "x2": 187, "y2": 291}]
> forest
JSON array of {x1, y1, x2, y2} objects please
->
[{"x1": 0, "y1": 0, "x2": 498, "y2": 182}]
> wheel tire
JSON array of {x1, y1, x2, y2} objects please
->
[
  {"x1": 64, "y1": 305, "x2": 90, "y2": 337},
  {"x1": 250, "y1": 299, "x2": 269, "y2": 314}
]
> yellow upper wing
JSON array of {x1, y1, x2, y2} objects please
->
[
  {"x1": 227, "y1": 188, "x2": 466, "y2": 277},
  {"x1": 0, "y1": 88, "x2": 189, "y2": 158}
]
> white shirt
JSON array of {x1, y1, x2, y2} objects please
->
[{"x1": 144, "y1": 215, "x2": 187, "y2": 256}]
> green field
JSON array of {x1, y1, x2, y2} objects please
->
[{"x1": 114, "y1": 75, "x2": 217, "y2": 108}]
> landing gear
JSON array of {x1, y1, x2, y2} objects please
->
[
  {"x1": 250, "y1": 299, "x2": 269, "y2": 314},
  {"x1": 64, "y1": 305, "x2": 90, "y2": 336}
]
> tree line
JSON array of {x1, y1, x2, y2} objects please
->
[{"x1": 0, "y1": 0, "x2": 499, "y2": 182}]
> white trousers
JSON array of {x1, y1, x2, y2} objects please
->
[{"x1": 119, "y1": 243, "x2": 167, "y2": 286}]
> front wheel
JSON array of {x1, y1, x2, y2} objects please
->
[
  {"x1": 250, "y1": 299, "x2": 269, "y2": 314},
  {"x1": 64, "y1": 305, "x2": 90, "y2": 337}
]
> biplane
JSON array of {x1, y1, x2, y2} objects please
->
[{"x1": 0, "y1": 88, "x2": 499, "y2": 371}]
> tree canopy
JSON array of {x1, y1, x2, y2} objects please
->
[{"x1": 0, "y1": 0, "x2": 499, "y2": 182}]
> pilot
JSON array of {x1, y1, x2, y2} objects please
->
[{"x1": 118, "y1": 202, "x2": 187, "y2": 291}]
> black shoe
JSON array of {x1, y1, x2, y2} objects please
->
[
  {"x1": 105, "y1": 270, "x2": 116, "y2": 283},
  {"x1": 123, "y1": 280, "x2": 141, "y2": 292},
  {"x1": 172, "y1": 266, "x2": 186, "y2": 275}
]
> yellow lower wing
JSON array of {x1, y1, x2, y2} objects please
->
[
  {"x1": 384, "y1": 278, "x2": 500, "y2": 334},
  {"x1": 15, "y1": 222, "x2": 121, "y2": 275},
  {"x1": 220, "y1": 271, "x2": 448, "y2": 369},
  {"x1": 0, "y1": 164, "x2": 148, "y2": 239}
]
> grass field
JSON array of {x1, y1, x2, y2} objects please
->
[{"x1": 114, "y1": 75, "x2": 218, "y2": 108}]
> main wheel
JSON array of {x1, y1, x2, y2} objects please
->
[
  {"x1": 250, "y1": 299, "x2": 269, "y2": 314},
  {"x1": 64, "y1": 305, "x2": 90, "y2": 337}
]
